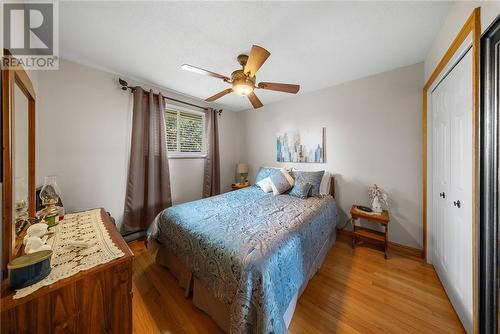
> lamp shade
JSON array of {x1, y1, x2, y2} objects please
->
[{"x1": 235, "y1": 163, "x2": 248, "y2": 174}]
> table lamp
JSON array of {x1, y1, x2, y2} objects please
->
[{"x1": 235, "y1": 163, "x2": 248, "y2": 185}]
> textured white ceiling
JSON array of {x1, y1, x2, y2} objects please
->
[{"x1": 59, "y1": 1, "x2": 451, "y2": 111}]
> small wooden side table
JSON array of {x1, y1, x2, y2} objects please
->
[
  {"x1": 231, "y1": 181, "x2": 250, "y2": 190},
  {"x1": 350, "y1": 204, "x2": 390, "y2": 259}
]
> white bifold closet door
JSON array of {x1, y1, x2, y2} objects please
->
[{"x1": 431, "y1": 48, "x2": 472, "y2": 332}]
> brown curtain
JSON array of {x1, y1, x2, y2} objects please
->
[
  {"x1": 122, "y1": 88, "x2": 172, "y2": 232},
  {"x1": 202, "y1": 108, "x2": 220, "y2": 198}
]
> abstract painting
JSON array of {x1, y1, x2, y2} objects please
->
[{"x1": 276, "y1": 128, "x2": 325, "y2": 163}]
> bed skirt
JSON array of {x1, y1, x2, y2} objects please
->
[{"x1": 155, "y1": 228, "x2": 336, "y2": 333}]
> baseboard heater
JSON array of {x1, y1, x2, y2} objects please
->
[{"x1": 121, "y1": 229, "x2": 146, "y2": 243}]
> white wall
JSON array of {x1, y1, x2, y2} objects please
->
[
  {"x1": 37, "y1": 59, "x2": 243, "y2": 228},
  {"x1": 241, "y1": 63, "x2": 424, "y2": 249},
  {"x1": 425, "y1": 2, "x2": 500, "y2": 80}
]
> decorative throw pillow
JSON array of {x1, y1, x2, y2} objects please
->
[
  {"x1": 256, "y1": 177, "x2": 273, "y2": 193},
  {"x1": 290, "y1": 170, "x2": 325, "y2": 197},
  {"x1": 269, "y1": 169, "x2": 294, "y2": 195},
  {"x1": 255, "y1": 167, "x2": 280, "y2": 183},
  {"x1": 289, "y1": 182, "x2": 313, "y2": 199},
  {"x1": 319, "y1": 171, "x2": 331, "y2": 195}
]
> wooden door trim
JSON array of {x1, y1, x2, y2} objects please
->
[{"x1": 422, "y1": 7, "x2": 480, "y2": 333}]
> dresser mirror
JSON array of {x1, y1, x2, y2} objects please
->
[{"x1": 2, "y1": 51, "x2": 36, "y2": 278}]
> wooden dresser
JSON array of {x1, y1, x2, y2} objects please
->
[{"x1": 0, "y1": 209, "x2": 134, "y2": 333}]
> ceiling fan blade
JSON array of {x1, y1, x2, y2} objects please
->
[
  {"x1": 205, "y1": 88, "x2": 233, "y2": 102},
  {"x1": 247, "y1": 92, "x2": 263, "y2": 109},
  {"x1": 258, "y1": 82, "x2": 300, "y2": 94},
  {"x1": 181, "y1": 64, "x2": 229, "y2": 81},
  {"x1": 244, "y1": 45, "x2": 271, "y2": 77}
]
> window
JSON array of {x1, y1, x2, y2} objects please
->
[{"x1": 165, "y1": 106, "x2": 205, "y2": 157}]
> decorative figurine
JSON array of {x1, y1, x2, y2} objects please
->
[
  {"x1": 23, "y1": 223, "x2": 51, "y2": 254},
  {"x1": 368, "y1": 184, "x2": 388, "y2": 213}
]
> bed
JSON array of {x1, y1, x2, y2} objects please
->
[{"x1": 146, "y1": 176, "x2": 337, "y2": 333}]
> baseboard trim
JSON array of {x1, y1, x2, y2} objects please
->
[{"x1": 337, "y1": 229, "x2": 424, "y2": 259}]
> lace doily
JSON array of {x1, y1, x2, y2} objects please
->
[{"x1": 14, "y1": 209, "x2": 125, "y2": 299}]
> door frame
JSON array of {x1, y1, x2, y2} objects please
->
[
  {"x1": 422, "y1": 7, "x2": 480, "y2": 333},
  {"x1": 479, "y1": 14, "x2": 500, "y2": 334}
]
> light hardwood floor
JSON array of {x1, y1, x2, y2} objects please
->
[{"x1": 130, "y1": 233, "x2": 464, "y2": 334}]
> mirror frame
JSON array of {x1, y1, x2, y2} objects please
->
[{"x1": 1, "y1": 50, "x2": 36, "y2": 277}]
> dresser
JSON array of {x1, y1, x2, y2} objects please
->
[{"x1": 0, "y1": 209, "x2": 134, "y2": 333}]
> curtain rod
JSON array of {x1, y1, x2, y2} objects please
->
[{"x1": 119, "y1": 78, "x2": 222, "y2": 115}]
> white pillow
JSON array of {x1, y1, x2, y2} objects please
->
[
  {"x1": 257, "y1": 177, "x2": 273, "y2": 193},
  {"x1": 319, "y1": 171, "x2": 331, "y2": 195}
]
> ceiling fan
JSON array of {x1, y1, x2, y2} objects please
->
[{"x1": 181, "y1": 45, "x2": 300, "y2": 109}]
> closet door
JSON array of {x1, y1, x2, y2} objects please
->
[
  {"x1": 431, "y1": 76, "x2": 450, "y2": 277},
  {"x1": 448, "y1": 48, "x2": 473, "y2": 326},
  {"x1": 431, "y1": 48, "x2": 473, "y2": 332}
]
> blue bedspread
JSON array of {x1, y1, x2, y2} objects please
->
[{"x1": 147, "y1": 186, "x2": 337, "y2": 333}]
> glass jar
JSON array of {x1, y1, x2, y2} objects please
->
[
  {"x1": 39, "y1": 175, "x2": 61, "y2": 207},
  {"x1": 39, "y1": 175, "x2": 63, "y2": 227}
]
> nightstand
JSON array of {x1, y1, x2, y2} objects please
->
[
  {"x1": 350, "y1": 204, "x2": 390, "y2": 259},
  {"x1": 231, "y1": 181, "x2": 250, "y2": 190}
]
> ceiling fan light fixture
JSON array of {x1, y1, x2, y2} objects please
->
[
  {"x1": 232, "y1": 82, "x2": 254, "y2": 96},
  {"x1": 231, "y1": 71, "x2": 255, "y2": 96}
]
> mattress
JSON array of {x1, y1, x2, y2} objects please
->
[{"x1": 147, "y1": 186, "x2": 337, "y2": 333}]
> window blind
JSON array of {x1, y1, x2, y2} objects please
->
[
  {"x1": 179, "y1": 112, "x2": 203, "y2": 152},
  {"x1": 166, "y1": 110, "x2": 178, "y2": 152},
  {"x1": 165, "y1": 109, "x2": 204, "y2": 155}
]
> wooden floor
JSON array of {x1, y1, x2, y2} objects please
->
[{"x1": 129, "y1": 234, "x2": 464, "y2": 334}]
